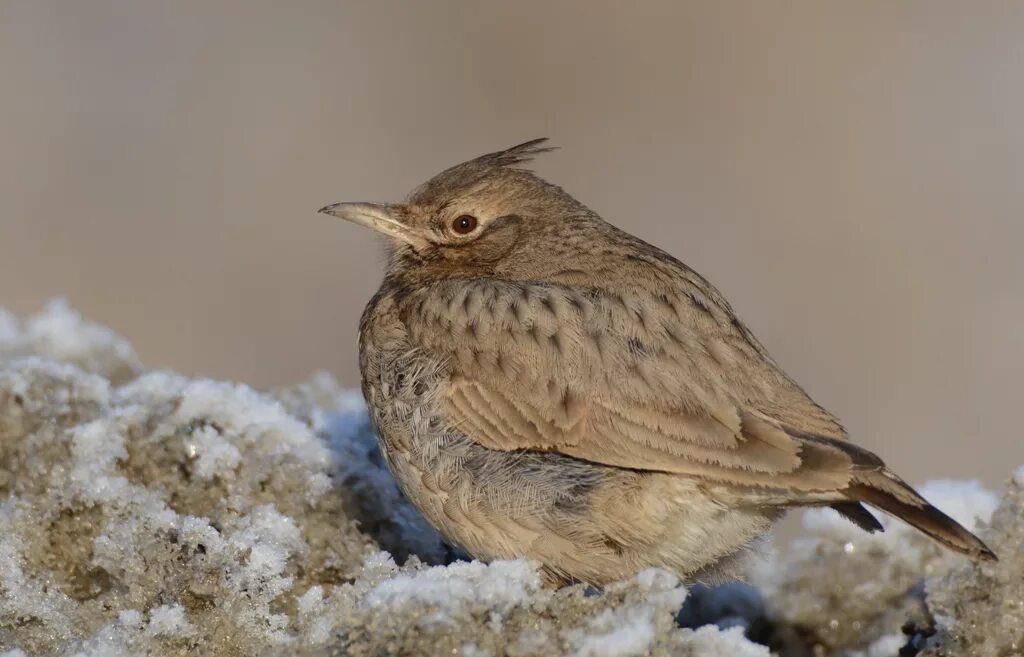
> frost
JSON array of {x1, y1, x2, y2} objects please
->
[
  {"x1": 0, "y1": 301, "x2": 1019, "y2": 657},
  {"x1": 568, "y1": 609, "x2": 656, "y2": 657},
  {"x1": 564, "y1": 571, "x2": 685, "y2": 657},
  {"x1": 144, "y1": 605, "x2": 193, "y2": 638},
  {"x1": 363, "y1": 559, "x2": 540, "y2": 616},
  {"x1": 682, "y1": 626, "x2": 770, "y2": 657}
]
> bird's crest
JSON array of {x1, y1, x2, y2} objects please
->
[
  {"x1": 406, "y1": 139, "x2": 557, "y2": 207},
  {"x1": 473, "y1": 138, "x2": 557, "y2": 170}
]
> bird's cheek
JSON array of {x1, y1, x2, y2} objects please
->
[{"x1": 467, "y1": 218, "x2": 523, "y2": 264}]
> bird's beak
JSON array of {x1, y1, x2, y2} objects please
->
[{"x1": 318, "y1": 202, "x2": 420, "y2": 246}]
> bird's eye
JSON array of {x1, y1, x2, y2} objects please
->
[{"x1": 452, "y1": 215, "x2": 479, "y2": 235}]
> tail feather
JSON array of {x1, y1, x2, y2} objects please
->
[
  {"x1": 846, "y1": 471, "x2": 997, "y2": 562},
  {"x1": 830, "y1": 501, "x2": 884, "y2": 533},
  {"x1": 774, "y1": 421, "x2": 999, "y2": 560},
  {"x1": 770, "y1": 420, "x2": 996, "y2": 561}
]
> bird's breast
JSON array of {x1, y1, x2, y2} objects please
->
[{"x1": 358, "y1": 286, "x2": 452, "y2": 458}]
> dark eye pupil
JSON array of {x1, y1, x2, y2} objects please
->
[{"x1": 453, "y1": 215, "x2": 477, "y2": 234}]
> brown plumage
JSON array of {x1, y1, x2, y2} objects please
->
[{"x1": 320, "y1": 139, "x2": 995, "y2": 586}]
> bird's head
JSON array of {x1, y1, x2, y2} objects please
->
[{"x1": 319, "y1": 139, "x2": 605, "y2": 279}]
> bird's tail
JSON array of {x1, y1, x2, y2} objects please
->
[
  {"x1": 841, "y1": 468, "x2": 997, "y2": 562},
  {"x1": 772, "y1": 423, "x2": 998, "y2": 561}
]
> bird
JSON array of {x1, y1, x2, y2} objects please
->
[{"x1": 319, "y1": 139, "x2": 996, "y2": 586}]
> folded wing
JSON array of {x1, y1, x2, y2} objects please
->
[{"x1": 399, "y1": 278, "x2": 993, "y2": 560}]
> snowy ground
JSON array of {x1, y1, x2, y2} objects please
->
[{"x1": 0, "y1": 301, "x2": 1019, "y2": 657}]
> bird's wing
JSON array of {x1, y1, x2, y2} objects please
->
[{"x1": 399, "y1": 278, "x2": 871, "y2": 492}]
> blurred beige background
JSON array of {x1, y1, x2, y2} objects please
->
[{"x1": 1, "y1": 1, "x2": 1021, "y2": 491}]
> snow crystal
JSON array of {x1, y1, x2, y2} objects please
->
[
  {"x1": 173, "y1": 378, "x2": 331, "y2": 471},
  {"x1": 144, "y1": 604, "x2": 194, "y2": 638},
  {"x1": 568, "y1": 609, "x2": 656, "y2": 657},
  {"x1": 68, "y1": 419, "x2": 131, "y2": 503},
  {"x1": 363, "y1": 559, "x2": 540, "y2": 616},
  {"x1": 682, "y1": 626, "x2": 770, "y2": 657},
  {"x1": 186, "y1": 424, "x2": 242, "y2": 478},
  {"x1": 117, "y1": 609, "x2": 143, "y2": 628}
]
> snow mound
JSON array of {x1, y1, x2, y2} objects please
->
[{"x1": 0, "y1": 302, "x2": 1019, "y2": 657}]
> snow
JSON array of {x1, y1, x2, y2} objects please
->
[
  {"x1": 144, "y1": 604, "x2": 194, "y2": 638},
  {"x1": 20, "y1": 298, "x2": 141, "y2": 383},
  {"x1": 682, "y1": 626, "x2": 770, "y2": 657},
  {"x1": 569, "y1": 611, "x2": 655, "y2": 657},
  {"x1": 362, "y1": 559, "x2": 541, "y2": 616},
  {"x1": 863, "y1": 634, "x2": 909, "y2": 657},
  {"x1": 0, "y1": 300, "x2": 1020, "y2": 657}
]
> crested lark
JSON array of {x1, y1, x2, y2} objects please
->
[{"x1": 320, "y1": 139, "x2": 994, "y2": 586}]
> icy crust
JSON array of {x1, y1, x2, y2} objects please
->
[{"x1": 0, "y1": 302, "x2": 1020, "y2": 657}]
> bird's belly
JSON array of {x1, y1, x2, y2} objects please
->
[{"x1": 361, "y1": 341, "x2": 775, "y2": 586}]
